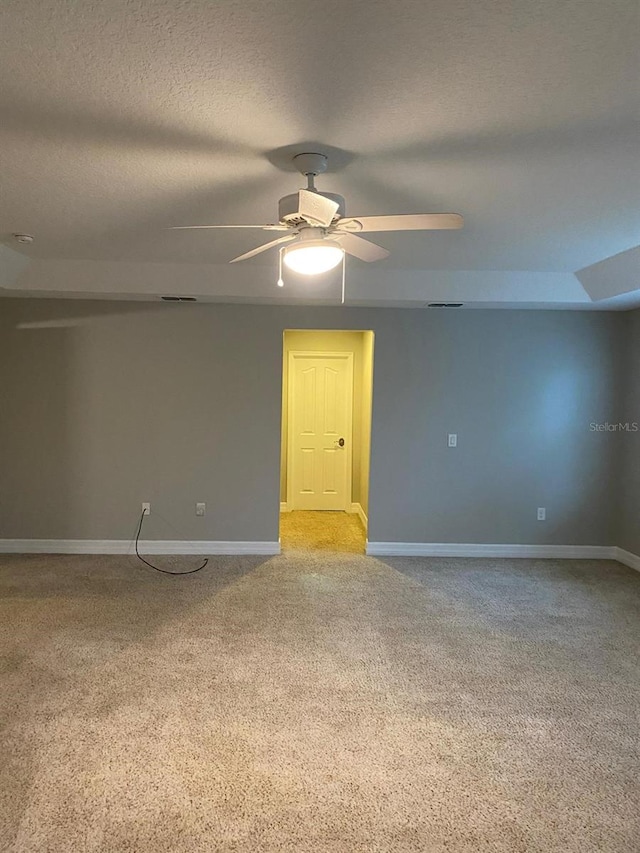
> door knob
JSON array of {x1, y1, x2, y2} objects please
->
[{"x1": 337, "y1": 437, "x2": 345, "y2": 447}]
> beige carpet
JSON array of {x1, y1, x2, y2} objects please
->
[
  {"x1": 280, "y1": 510, "x2": 366, "y2": 553},
  {"x1": 1, "y1": 552, "x2": 639, "y2": 852}
]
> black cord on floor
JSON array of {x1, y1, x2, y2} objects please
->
[{"x1": 135, "y1": 511, "x2": 208, "y2": 575}]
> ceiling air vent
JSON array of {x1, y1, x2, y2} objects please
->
[
  {"x1": 427, "y1": 302, "x2": 464, "y2": 308},
  {"x1": 161, "y1": 296, "x2": 197, "y2": 302}
]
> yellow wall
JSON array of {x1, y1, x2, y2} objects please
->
[
  {"x1": 360, "y1": 331, "x2": 374, "y2": 516},
  {"x1": 281, "y1": 330, "x2": 374, "y2": 518}
]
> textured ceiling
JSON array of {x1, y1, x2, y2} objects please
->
[{"x1": 0, "y1": 0, "x2": 638, "y2": 307}]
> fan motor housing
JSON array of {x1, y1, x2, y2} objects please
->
[{"x1": 278, "y1": 192, "x2": 345, "y2": 226}]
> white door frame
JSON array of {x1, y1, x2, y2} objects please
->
[{"x1": 287, "y1": 350, "x2": 354, "y2": 512}]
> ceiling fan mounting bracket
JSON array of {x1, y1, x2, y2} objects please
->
[{"x1": 292, "y1": 152, "x2": 329, "y2": 178}]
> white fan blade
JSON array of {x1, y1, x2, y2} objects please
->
[
  {"x1": 337, "y1": 213, "x2": 464, "y2": 232},
  {"x1": 335, "y1": 233, "x2": 389, "y2": 262},
  {"x1": 229, "y1": 234, "x2": 297, "y2": 264},
  {"x1": 169, "y1": 224, "x2": 289, "y2": 231},
  {"x1": 298, "y1": 190, "x2": 340, "y2": 227}
]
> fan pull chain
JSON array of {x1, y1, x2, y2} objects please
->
[
  {"x1": 341, "y1": 252, "x2": 346, "y2": 304},
  {"x1": 277, "y1": 247, "x2": 284, "y2": 287}
]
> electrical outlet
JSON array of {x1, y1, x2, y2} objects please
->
[
  {"x1": 537, "y1": 507, "x2": 546, "y2": 521},
  {"x1": 448, "y1": 433, "x2": 458, "y2": 448},
  {"x1": 196, "y1": 502, "x2": 206, "y2": 517},
  {"x1": 141, "y1": 502, "x2": 150, "y2": 516}
]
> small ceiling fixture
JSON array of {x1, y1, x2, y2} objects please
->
[
  {"x1": 13, "y1": 233, "x2": 34, "y2": 244},
  {"x1": 283, "y1": 238, "x2": 343, "y2": 275}
]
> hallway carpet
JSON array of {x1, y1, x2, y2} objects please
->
[
  {"x1": 1, "y1": 552, "x2": 639, "y2": 852},
  {"x1": 280, "y1": 510, "x2": 366, "y2": 553}
]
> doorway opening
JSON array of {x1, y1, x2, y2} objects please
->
[{"x1": 280, "y1": 330, "x2": 374, "y2": 553}]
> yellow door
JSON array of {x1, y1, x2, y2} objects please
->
[{"x1": 288, "y1": 351, "x2": 353, "y2": 510}]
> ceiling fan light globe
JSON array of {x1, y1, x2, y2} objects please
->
[{"x1": 283, "y1": 241, "x2": 343, "y2": 275}]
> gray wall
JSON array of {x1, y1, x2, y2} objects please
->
[
  {"x1": 0, "y1": 299, "x2": 627, "y2": 546},
  {"x1": 617, "y1": 309, "x2": 640, "y2": 554}
]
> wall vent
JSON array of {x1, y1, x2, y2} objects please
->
[
  {"x1": 426, "y1": 303, "x2": 464, "y2": 308},
  {"x1": 161, "y1": 296, "x2": 197, "y2": 302}
]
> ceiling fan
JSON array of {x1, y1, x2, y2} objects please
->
[{"x1": 171, "y1": 152, "x2": 463, "y2": 285}]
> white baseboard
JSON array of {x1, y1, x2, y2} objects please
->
[
  {"x1": 366, "y1": 542, "x2": 617, "y2": 559},
  {"x1": 0, "y1": 540, "x2": 281, "y2": 556},
  {"x1": 350, "y1": 502, "x2": 368, "y2": 529},
  {"x1": 279, "y1": 502, "x2": 290, "y2": 513},
  {"x1": 1, "y1": 538, "x2": 636, "y2": 570},
  {"x1": 613, "y1": 547, "x2": 640, "y2": 572}
]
